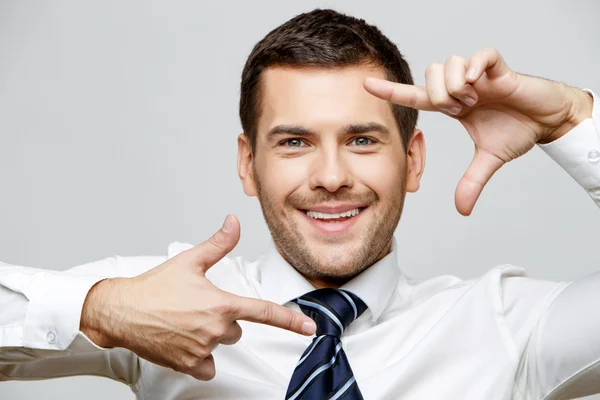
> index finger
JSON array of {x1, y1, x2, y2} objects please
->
[
  {"x1": 230, "y1": 295, "x2": 316, "y2": 336},
  {"x1": 363, "y1": 77, "x2": 436, "y2": 111}
]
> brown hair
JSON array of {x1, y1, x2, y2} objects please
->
[{"x1": 239, "y1": 9, "x2": 418, "y2": 153}]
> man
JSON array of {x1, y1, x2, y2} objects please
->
[{"x1": 1, "y1": 8, "x2": 599, "y2": 399}]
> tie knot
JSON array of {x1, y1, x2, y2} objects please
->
[{"x1": 295, "y1": 288, "x2": 367, "y2": 338}]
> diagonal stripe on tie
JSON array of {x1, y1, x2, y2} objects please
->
[
  {"x1": 286, "y1": 289, "x2": 367, "y2": 400},
  {"x1": 325, "y1": 374, "x2": 356, "y2": 400},
  {"x1": 296, "y1": 298, "x2": 344, "y2": 333},
  {"x1": 287, "y1": 340, "x2": 344, "y2": 400},
  {"x1": 296, "y1": 335, "x2": 326, "y2": 367}
]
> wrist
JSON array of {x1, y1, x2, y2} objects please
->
[
  {"x1": 80, "y1": 277, "x2": 129, "y2": 348},
  {"x1": 540, "y1": 87, "x2": 594, "y2": 144}
]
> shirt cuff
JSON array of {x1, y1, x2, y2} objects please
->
[
  {"x1": 22, "y1": 271, "x2": 108, "y2": 351},
  {"x1": 538, "y1": 89, "x2": 600, "y2": 192}
]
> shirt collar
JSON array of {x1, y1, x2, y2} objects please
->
[{"x1": 258, "y1": 237, "x2": 404, "y2": 322}]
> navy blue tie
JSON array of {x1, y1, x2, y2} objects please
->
[{"x1": 285, "y1": 288, "x2": 368, "y2": 400}]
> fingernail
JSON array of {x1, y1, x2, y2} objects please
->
[
  {"x1": 442, "y1": 106, "x2": 462, "y2": 116},
  {"x1": 462, "y1": 97, "x2": 476, "y2": 107},
  {"x1": 302, "y1": 321, "x2": 316, "y2": 335},
  {"x1": 466, "y1": 68, "x2": 477, "y2": 81},
  {"x1": 222, "y1": 215, "x2": 234, "y2": 233}
]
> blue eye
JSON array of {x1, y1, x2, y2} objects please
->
[
  {"x1": 284, "y1": 138, "x2": 306, "y2": 148},
  {"x1": 352, "y1": 136, "x2": 372, "y2": 146}
]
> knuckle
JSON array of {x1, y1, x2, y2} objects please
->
[
  {"x1": 425, "y1": 63, "x2": 442, "y2": 77},
  {"x1": 205, "y1": 327, "x2": 220, "y2": 342},
  {"x1": 207, "y1": 230, "x2": 228, "y2": 251},
  {"x1": 214, "y1": 298, "x2": 237, "y2": 318},
  {"x1": 424, "y1": 63, "x2": 435, "y2": 78},
  {"x1": 211, "y1": 323, "x2": 229, "y2": 340},
  {"x1": 479, "y1": 47, "x2": 498, "y2": 61},
  {"x1": 286, "y1": 314, "x2": 296, "y2": 332},
  {"x1": 198, "y1": 345, "x2": 212, "y2": 358},
  {"x1": 447, "y1": 82, "x2": 466, "y2": 98},
  {"x1": 178, "y1": 355, "x2": 199, "y2": 374},
  {"x1": 445, "y1": 80, "x2": 461, "y2": 95},
  {"x1": 189, "y1": 341, "x2": 211, "y2": 358},
  {"x1": 259, "y1": 303, "x2": 274, "y2": 323},
  {"x1": 408, "y1": 91, "x2": 418, "y2": 110},
  {"x1": 445, "y1": 55, "x2": 462, "y2": 65},
  {"x1": 428, "y1": 91, "x2": 446, "y2": 107},
  {"x1": 387, "y1": 85, "x2": 397, "y2": 102},
  {"x1": 196, "y1": 355, "x2": 216, "y2": 381}
]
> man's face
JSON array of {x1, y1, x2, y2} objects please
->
[{"x1": 239, "y1": 65, "x2": 422, "y2": 287}]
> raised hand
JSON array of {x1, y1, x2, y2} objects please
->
[
  {"x1": 80, "y1": 215, "x2": 316, "y2": 380},
  {"x1": 364, "y1": 47, "x2": 593, "y2": 215}
]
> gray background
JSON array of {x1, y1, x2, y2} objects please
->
[{"x1": 0, "y1": 0, "x2": 598, "y2": 399}]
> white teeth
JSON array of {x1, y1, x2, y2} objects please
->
[
  {"x1": 341, "y1": 210, "x2": 356, "y2": 218},
  {"x1": 306, "y1": 208, "x2": 361, "y2": 220}
]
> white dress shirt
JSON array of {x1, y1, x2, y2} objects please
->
[{"x1": 1, "y1": 90, "x2": 599, "y2": 399}]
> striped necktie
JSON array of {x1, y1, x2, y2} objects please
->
[{"x1": 285, "y1": 288, "x2": 368, "y2": 400}]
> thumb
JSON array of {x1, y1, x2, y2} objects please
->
[
  {"x1": 455, "y1": 150, "x2": 504, "y2": 216},
  {"x1": 188, "y1": 214, "x2": 241, "y2": 273}
]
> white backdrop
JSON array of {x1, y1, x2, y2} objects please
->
[{"x1": 1, "y1": 0, "x2": 599, "y2": 398}]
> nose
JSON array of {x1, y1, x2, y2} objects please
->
[{"x1": 309, "y1": 149, "x2": 353, "y2": 192}]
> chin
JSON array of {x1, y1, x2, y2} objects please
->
[{"x1": 309, "y1": 244, "x2": 369, "y2": 275}]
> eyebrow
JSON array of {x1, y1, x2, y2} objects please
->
[
  {"x1": 267, "y1": 125, "x2": 315, "y2": 139},
  {"x1": 266, "y1": 122, "x2": 390, "y2": 141},
  {"x1": 340, "y1": 122, "x2": 390, "y2": 136}
]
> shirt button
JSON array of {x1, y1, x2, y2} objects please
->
[
  {"x1": 588, "y1": 149, "x2": 600, "y2": 163},
  {"x1": 46, "y1": 330, "x2": 57, "y2": 345}
]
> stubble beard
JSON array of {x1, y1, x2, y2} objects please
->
[{"x1": 254, "y1": 171, "x2": 406, "y2": 287}]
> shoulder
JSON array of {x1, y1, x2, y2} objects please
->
[
  {"x1": 404, "y1": 264, "x2": 558, "y2": 308},
  {"x1": 440, "y1": 264, "x2": 564, "y2": 305},
  {"x1": 482, "y1": 264, "x2": 566, "y2": 302}
]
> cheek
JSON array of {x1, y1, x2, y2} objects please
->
[
  {"x1": 258, "y1": 156, "x2": 309, "y2": 204},
  {"x1": 348, "y1": 152, "x2": 406, "y2": 196}
]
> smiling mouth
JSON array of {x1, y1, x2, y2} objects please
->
[{"x1": 302, "y1": 207, "x2": 366, "y2": 221}]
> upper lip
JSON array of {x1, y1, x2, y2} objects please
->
[{"x1": 301, "y1": 203, "x2": 367, "y2": 214}]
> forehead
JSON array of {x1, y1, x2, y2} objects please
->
[{"x1": 257, "y1": 65, "x2": 398, "y2": 137}]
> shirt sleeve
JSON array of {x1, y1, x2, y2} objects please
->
[
  {"x1": 0, "y1": 255, "x2": 164, "y2": 385},
  {"x1": 506, "y1": 90, "x2": 600, "y2": 398},
  {"x1": 538, "y1": 89, "x2": 600, "y2": 208},
  {"x1": 507, "y1": 271, "x2": 600, "y2": 400}
]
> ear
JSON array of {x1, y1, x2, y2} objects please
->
[
  {"x1": 237, "y1": 133, "x2": 258, "y2": 197},
  {"x1": 405, "y1": 129, "x2": 426, "y2": 193}
]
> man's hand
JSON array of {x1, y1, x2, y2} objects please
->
[
  {"x1": 80, "y1": 215, "x2": 316, "y2": 380},
  {"x1": 364, "y1": 47, "x2": 594, "y2": 216}
]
